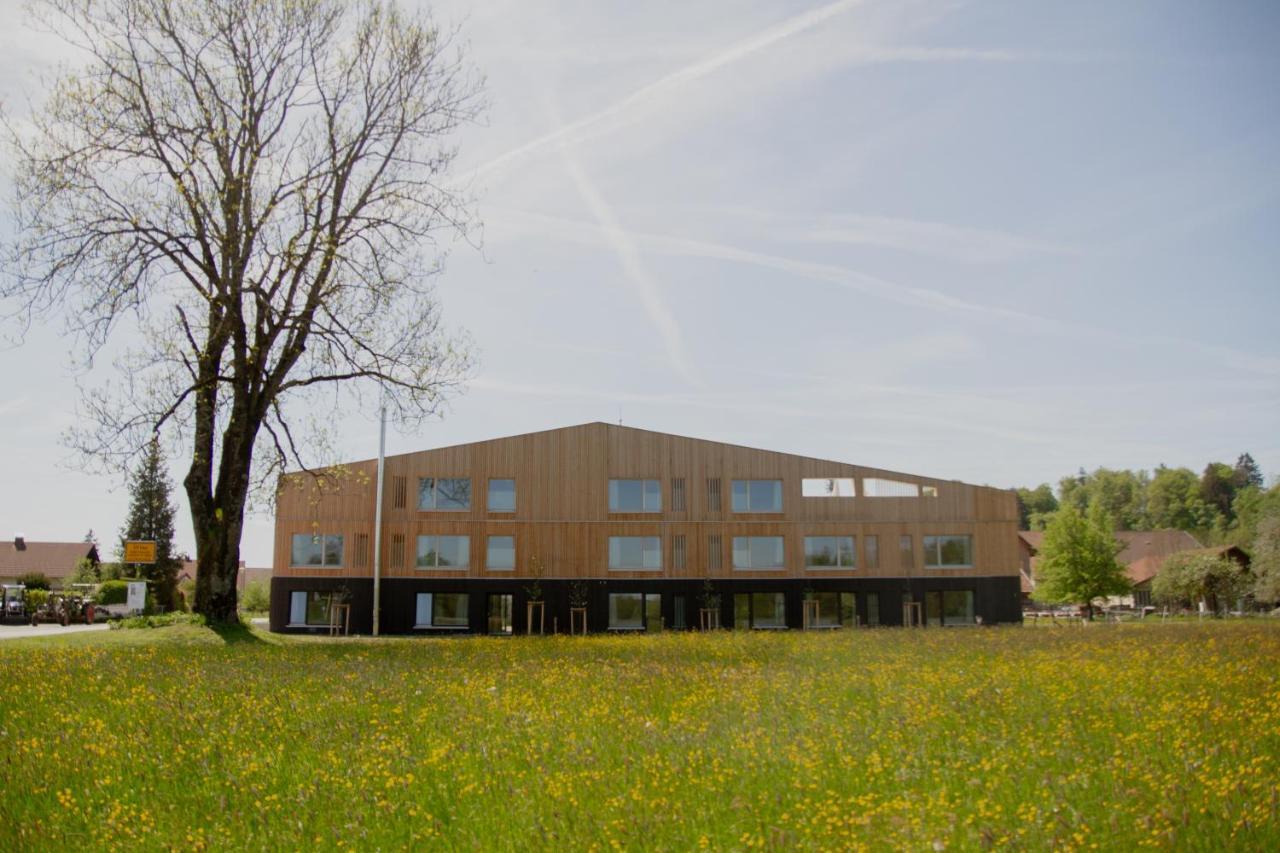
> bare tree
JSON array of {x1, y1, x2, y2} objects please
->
[{"x1": 3, "y1": 0, "x2": 482, "y2": 622}]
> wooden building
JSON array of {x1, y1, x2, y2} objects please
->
[{"x1": 270, "y1": 423, "x2": 1021, "y2": 634}]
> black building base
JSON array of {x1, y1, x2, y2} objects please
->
[{"x1": 270, "y1": 576, "x2": 1022, "y2": 635}]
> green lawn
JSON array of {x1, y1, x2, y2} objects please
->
[{"x1": 1, "y1": 622, "x2": 1277, "y2": 850}]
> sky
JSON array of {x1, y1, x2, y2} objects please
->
[{"x1": 0, "y1": 0, "x2": 1277, "y2": 566}]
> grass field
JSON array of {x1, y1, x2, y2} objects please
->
[{"x1": 1, "y1": 623, "x2": 1277, "y2": 850}]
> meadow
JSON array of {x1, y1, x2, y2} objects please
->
[{"x1": 0, "y1": 622, "x2": 1277, "y2": 851}]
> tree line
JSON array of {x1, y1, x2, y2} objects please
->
[{"x1": 1015, "y1": 453, "x2": 1273, "y2": 547}]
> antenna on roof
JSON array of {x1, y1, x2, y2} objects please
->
[{"x1": 618, "y1": 406, "x2": 623, "y2": 426}]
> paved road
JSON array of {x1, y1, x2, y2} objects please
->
[{"x1": 0, "y1": 623, "x2": 110, "y2": 641}]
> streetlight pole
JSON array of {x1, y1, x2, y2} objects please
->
[{"x1": 371, "y1": 401, "x2": 386, "y2": 636}]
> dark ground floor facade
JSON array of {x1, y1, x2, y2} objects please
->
[{"x1": 270, "y1": 576, "x2": 1022, "y2": 635}]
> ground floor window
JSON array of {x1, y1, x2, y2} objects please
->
[
  {"x1": 866, "y1": 592, "x2": 880, "y2": 627},
  {"x1": 415, "y1": 592, "x2": 469, "y2": 629},
  {"x1": 608, "y1": 592, "x2": 662, "y2": 630},
  {"x1": 807, "y1": 591, "x2": 855, "y2": 628},
  {"x1": 926, "y1": 590, "x2": 975, "y2": 626},
  {"x1": 487, "y1": 594, "x2": 512, "y2": 634},
  {"x1": 289, "y1": 590, "x2": 333, "y2": 626},
  {"x1": 735, "y1": 592, "x2": 787, "y2": 629}
]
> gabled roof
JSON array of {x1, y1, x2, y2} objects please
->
[
  {"x1": 0, "y1": 541, "x2": 99, "y2": 578},
  {"x1": 325, "y1": 421, "x2": 989, "y2": 491},
  {"x1": 1019, "y1": 529, "x2": 1201, "y2": 565},
  {"x1": 1128, "y1": 545, "x2": 1250, "y2": 587}
]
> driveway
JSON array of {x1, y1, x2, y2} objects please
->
[{"x1": 0, "y1": 623, "x2": 110, "y2": 641}]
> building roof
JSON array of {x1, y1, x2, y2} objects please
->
[
  {"x1": 0, "y1": 539, "x2": 98, "y2": 579},
  {"x1": 1020, "y1": 529, "x2": 1204, "y2": 590},
  {"x1": 1128, "y1": 545, "x2": 1250, "y2": 587}
]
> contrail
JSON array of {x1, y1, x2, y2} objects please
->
[{"x1": 473, "y1": 0, "x2": 865, "y2": 180}]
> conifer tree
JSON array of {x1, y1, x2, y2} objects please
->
[{"x1": 119, "y1": 437, "x2": 180, "y2": 610}]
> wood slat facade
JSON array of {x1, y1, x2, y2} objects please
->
[{"x1": 271, "y1": 422, "x2": 1020, "y2": 633}]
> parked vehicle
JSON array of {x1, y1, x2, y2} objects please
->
[
  {"x1": 29, "y1": 593, "x2": 94, "y2": 627},
  {"x1": 1, "y1": 584, "x2": 25, "y2": 624}
]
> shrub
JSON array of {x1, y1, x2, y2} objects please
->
[
  {"x1": 16, "y1": 572, "x2": 51, "y2": 590},
  {"x1": 25, "y1": 589, "x2": 50, "y2": 610},
  {"x1": 109, "y1": 612, "x2": 207, "y2": 631},
  {"x1": 240, "y1": 580, "x2": 270, "y2": 613},
  {"x1": 96, "y1": 580, "x2": 129, "y2": 605}
]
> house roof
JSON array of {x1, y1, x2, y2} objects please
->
[
  {"x1": 1020, "y1": 529, "x2": 1205, "y2": 590},
  {"x1": 1128, "y1": 545, "x2": 1250, "y2": 587},
  {"x1": 0, "y1": 540, "x2": 98, "y2": 578}
]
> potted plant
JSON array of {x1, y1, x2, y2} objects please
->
[
  {"x1": 524, "y1": 555, "x2": 546, "y2": 635},
  {"x1": 698, "y1": 577, "x2": 721, "y2": 630}
]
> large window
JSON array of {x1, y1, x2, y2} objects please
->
[
  {"x1": 416, "y1": 535, "x2": 470, "y2": 569},
  {"x1": 732, "y1": 480, "x2": 783, "y2": 512},
  {"x1": 732, "y1": 536, "x2": 785, "y2": 571},
  {"x1": 486, "y1": 535, "x2": 515, "y2": 570},
  {"x1": 926, "y1": 590, "x2": 975, "y2": 626},
  {"x1": 608, "y1": 536, "x2": 662, "y2": 570},
  {"x1": 807, "y1": 592, "x2": 856, "y2": 628},
  {"x1": 288, "y1": 590, "x2": 333, "y2": 626},
  {"x1": 415, "y1": 593, "x2": 469, "y2": 629},
  {"x1": 804, "y1": 536, "x2": 855, "y2": 569},
  {"x1": 418, "y1": 478, "x2": 471, "y2": 511},
  {"x1": 488, "y1": 479, "x2": 516, "y2": 512},
  {"x1": 734, "y1": 592, "x2": 787, "y2": 629},
  {"x1": 488, "y1": 594, "x2": 513, "y2": 634},
  {"x1": 923, "y1": 535, "x2": 973, "y2": 568},
  {"x1": 608, "y1": 592, "x2": 662, "y2": 630},
  {"x1": 609, "y1": 479, "x2": 662, "y2": 512},
  {"x1": 290, "y1": 534, "x2": 343, "y2": 568},
  {"x1": 801, "y1": 478, "x2": 855, "y2": 497}
]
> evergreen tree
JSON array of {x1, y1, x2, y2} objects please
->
[
  {"x1": 1233, "y1": 453, "x2": 1264, "y2": 490},
  {"x1": 119, "y1": 437, "x2": 180, "y2": 610},
  {"x1": 1034, "y1": 504, "x2": 1129, "y2": 620}
]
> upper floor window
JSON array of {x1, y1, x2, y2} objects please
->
[
  {"x1": 608, "y1": 536, "x2": 662, "y2": 570},
  {"x1": 486, "y1": 535, "x2": 515, "y2": 570},
  {"x1": 609, "y1": 479, "x2": 662, "y2": 512},
  {"x1": 732, "y1": 536, "x2": 785, "y2": 570},
  {"x1": 416, "y1": 535, "x2": 470, "y2": 570},
  {"x1": 291, "y1": 533, "x2": 343, "y2": 568},
  {"x1": 804, "y1": 536, "x2": 856, "y2": 569},
  {"x1": 802, "y1": 478, "x2": 856, "y2": 497},
  {"x1": 488, "y1": 479, "x2": 516, "y2": 512},
  {"x1": 923, "y1": 535, "x2": 973, "y2": 568},
  {"x1": 731, "y1": 480, "x2": 782, "y2": 513},
  {"x1": 863, "y1": 478, "x2": 920, "y2": 497},
  {"x1": 419, "y1": 478, "x2": 471, "y2": 511}
]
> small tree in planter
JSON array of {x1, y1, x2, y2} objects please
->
[
  {"x1": 801, "y1": 585, "x2": 819, "y2": 630},
  {"x1": 524, "y1": 556, "x2": 546, "y2": 635},
  {"x1": 568, "y1": 580, "x2": 589, "y2": 635},
  {"x1": 698, "y1": 577, "x2": 721, "y2": 630}
]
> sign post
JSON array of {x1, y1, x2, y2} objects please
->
[{"x1": 122, "y1": 541, "x2": 156, "y2": 614}]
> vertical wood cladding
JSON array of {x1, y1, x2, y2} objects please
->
[{"x1": 273, "y1": 422, "x2": 1019, "y2": 582}]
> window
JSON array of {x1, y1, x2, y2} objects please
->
[
  {"x1": 488, "y1": 594, "x2": 513, "y2": 634},
  {"x1": 732, "y1": 480, "x2": 783, "y2": 512},
  {"x1": 866, "y1": 592, "x2": 880, "y2": 627},
  {"x1": 808, "y1": 592, "x2": 855, "y2": 628},
  {"x1": 732, "y1": 536, "x2": 785, "y2": 571},
  {"x1": 416, "y1": 535, "x2": 470, "y2": 570},
  {"x1": 899, "y1": 535, "x2": 914, "y2": 570},
  {"x1": 707, "y1": 478, "x2": 722, "y2": 512},
  {"x1": 486, "y1": 536, "x2": 514, "y2": 570},
  {"x1": 608, "y1": 592, "x2": 662, "y2": 630},
  {"x1": 288, "y1": 590, "x2": 333, "y2": 626},
  {"x1": 802, "y1": 478, "x2": 855, "y2": 497},
  {"x1": 608, "y1": 536, "x2": 662, "y2": 570},
  {"x1": 734, "y1": 592, "x2": 787, "y2": 629},
  {"x1": 863, "y1": 478, "x2": 920, "y2": 497},
  {"x1": 922, "y1": 486, "x2": 939, "y2": 498},
  {"x1": 488, "y1": 479, "x2": 516, "y2": 512},
  {"x1": 804, "y1": 536, "x2": 855, "y2": 569},
  {"x1": 290, "y1": 534, "x2": 344, "y2": 568},
  {"x1": 415, "y1": 592, "x2": 469, "y2": 629},
  {"x1": 609, "y1": 479, "x2": 661, "y2": 512},
  {"x1": 925, "y1": 590, "x2": 975, "y2": 626},
  {"x1": 923, "y1": 535, "x2": 973, "y2": 568},
  {"x1": 418, "y1": 478, "x2": 471, "y2": 510},
  {"x1": 865, "y1": 535, "x2": 879, "y2": 570}
]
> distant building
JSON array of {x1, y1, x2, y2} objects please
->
[
  {"x1": 1019, "y1": 529, "x2": 1208, "y2": 607},
  {"x1": 177, "y1": 560, "x2": 269, "y2": 591},
  {"x1": 0, "y1": 536, "x2": 99, "y2": 586}
]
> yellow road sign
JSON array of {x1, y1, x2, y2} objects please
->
[{"x1": 123, "y1": 540, "x2": 157, "y2": 564}]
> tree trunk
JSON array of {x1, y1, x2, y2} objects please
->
[{"x1": 192, "y1": 512, "x2": 244, "y2": 623}]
